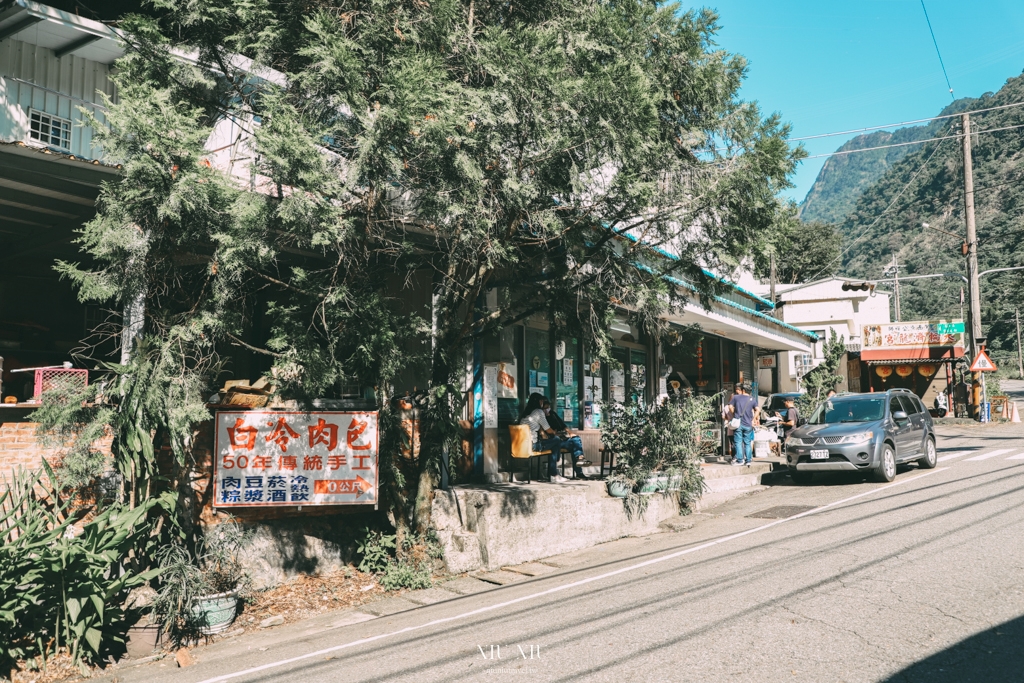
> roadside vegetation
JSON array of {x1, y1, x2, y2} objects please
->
[{"x1": 1, "y1": 0, "x2": 805, "y2": 678}]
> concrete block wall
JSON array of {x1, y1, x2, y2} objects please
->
[{"x1": 432, "y1": 482, "x2": 683, "y2": 573}]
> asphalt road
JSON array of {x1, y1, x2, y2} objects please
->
[{"x1": 107, "y1": 421, "x2": 1024, "y2": 683}]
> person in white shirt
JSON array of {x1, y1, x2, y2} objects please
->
[{"x1": 521, "y1": 393, "x2": 585, "y2": 481}]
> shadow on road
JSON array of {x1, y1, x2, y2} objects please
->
[{"x1": 885, "y1": 613, "x2": 1024, "y2": 683}]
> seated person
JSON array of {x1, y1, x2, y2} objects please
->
[
  {"x1": 542, "y1": 398, "x2": 588, "y2": 478},
  {"x1": 520, "y1": 393, "x2": 585, "y2": 481}
]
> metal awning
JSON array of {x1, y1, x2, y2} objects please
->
[
  {"x1": 865, "y1": 358, "x2": 958, "y2": 366},
  {"x1": 0, "y1": 0, "x2": 123, "y2": 64},
  {"x1": 0, "y1": 142, "x2": 115, "y2": 266},
  {"x1": 665, "y1": 297, "x2": 814, "y2": 353}
]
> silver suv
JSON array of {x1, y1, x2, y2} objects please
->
[{"x1": 785, "y1": 388, "x2": 937, "y2": 484}]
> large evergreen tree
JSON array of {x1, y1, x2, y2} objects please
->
[{"x1": 63, "y1": 0, "x2": 801, "y2": 540}]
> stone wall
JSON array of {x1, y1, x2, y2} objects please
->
[{"x1": 433, "y1": 481, "x2": 682, "y2": 573}]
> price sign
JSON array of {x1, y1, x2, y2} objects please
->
[{"x1": 214, "y1": 411, "x2": 378, "y2": 507}]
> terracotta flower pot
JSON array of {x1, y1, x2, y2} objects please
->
[{"x1": 125, "y1": 624, "x2": 162, "y2": 659}]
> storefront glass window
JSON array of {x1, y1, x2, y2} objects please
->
[
  {"x1": 629, "y1": 348, "x2": 647, "y2": 405},
  {"x1": 525, "y1": 327, "x2": 551, "y2": 401},
  {"x1": 609, "y1": 347, "x2": 628, "y2": 403},
  {"x1": 496, "y1": 327, "x2": 521, "y2": 423},
  {"x1": 555, "y1": 337, "x2": 580, "y2": 428},
  {"x1": 583, "y1": 354, "x2": 604, "y2": 429}
]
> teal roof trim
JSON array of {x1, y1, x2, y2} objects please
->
[
  {"x1": 617, "y1": 230, "x2": 775, "y2": 310},
  {"x1": 634, "y1": 263, "x2": 818, "y2": 342}
]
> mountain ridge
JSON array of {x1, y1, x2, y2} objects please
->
[{"x1": 812, "y1": 72, "x2": 1024, "y2": 363}]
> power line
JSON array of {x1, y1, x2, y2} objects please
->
[
  {"x1": 920, "y1": 0, "x2": 955, "y2": 99},
  {"x1": 802, "y1": 121, "x2": 1024, "y2": 160},
  {"x1": 789, "y1": 100, "x2": 1024, "y2": 142},
  {"x1": 803, "y1": 125, "x2": 955, "y2": 282}
]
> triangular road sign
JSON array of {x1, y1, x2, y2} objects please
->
[{"x1": 970, "y1": 349, "x2": 997, "y2": 372}]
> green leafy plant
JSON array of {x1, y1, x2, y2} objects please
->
[
  {"x1": 798, "y1": 330, "x2": 847, "y2": 417},
  {"x1": 356, "y1": 527, "x2": 397, "y2": 574},
  {"x1": 602, "y1": 395, "x2": 713, "y2": 517},
  {"x1": 354, "y1": 527, "x2": 435, "y2": 590},
  {"x1": 0, "y1": 462, "x2": 168, "y2": 676},
  {"x1": 379, "y1": 560, "x2": 432, "y2": 592}
]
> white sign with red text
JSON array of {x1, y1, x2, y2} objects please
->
[{"x1": 213, "y1": 411, "x2": 378, "y2": 507}]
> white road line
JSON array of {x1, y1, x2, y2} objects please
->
[
  {"x1": 964, "y1": 448, "x2": 1015, "y2": 462},
  {"x1": 1005, "y1": 452, "x2": 1024, "y2": 460},
  {"x1": 196, "y1": 468, "x2": 949, "y2": 683},
  {"x1": 937, "y1": 450, "x2": 973, "y2": 462}
]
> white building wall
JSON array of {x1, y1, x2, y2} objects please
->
[
  {"x1": 769, "y1": 281, "x2": 891, "y2": 394},
  {"x1": 0, "y1": 37, "x2": 116, "y2": 160}
]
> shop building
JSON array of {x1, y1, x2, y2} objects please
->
[
  {"x1": 859, "y1": 320, "x2": 965, "y2": 407},
  {"x1": 0, "y1": 1, "x2": 816, "y2": 482},
  {"x1": 0, "y1": 1, "x2": 122, "y2": 401},
  {"x1": 463, "y1": 277, "x2": 816, "y2": 481},
  {"x1": 752, "y1": 278, "x2": 892, "y2": 394}
]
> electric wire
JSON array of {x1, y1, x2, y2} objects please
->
[
  {"x1": 788, "y1": 101, "x2": 1024, "y2": 142},
  {"x1": 801, "y1": 121, "x2": 1024, "y2": 160},
  {"x1": 802, "y1": 124, "x2": 955, "y2": 283},
  {"x1": 920, "y1": 0, "x2": 955, "y2": 99}
]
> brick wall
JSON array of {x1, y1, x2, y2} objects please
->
[
  {"x1": 0, "y1": 421, "x2": 56, "y2": 473},
  {"x1": 0, "y1": 412, "x2": 112, "y2": 487}
]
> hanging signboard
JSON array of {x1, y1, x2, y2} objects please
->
[
  {"x1": 214, "y1": 411, "x2": 378, "y2": 507},
  {"x1": 970, "y1": 350, "x2": 997, "y2": 372},
  {"x1": 861, "y1": 320, "x2": 965, "y2": 361},
  {"x1": 757, "y1": 355, "x2": 777, "y2": 369}
]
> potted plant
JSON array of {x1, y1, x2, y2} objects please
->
[
  {"x1": 601, "y1": 394, "x2": 712, "y2": 516},
  {"x1": 152, "y1": 521, "x2": 252, "y2": 643}
]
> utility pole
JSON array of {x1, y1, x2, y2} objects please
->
[
  {"x1": 1016, "y1": 307, "x2": 1023, "y2": 379},
  {"x1": 769, "y1": 252, "x2": 777, "y2": 311},
  {"x1": 962, "y1": 113, "x2": 984, "y2": 417},
  {"x1": 885, "y1": 254, "x2": 902, "y2": 322}
]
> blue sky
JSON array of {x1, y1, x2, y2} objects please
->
[{"x1": 705, "y1": 0, "x2": 1024, "y2": 204}]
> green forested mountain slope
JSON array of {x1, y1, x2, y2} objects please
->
[
  {"x1": 800, "y1": 127, "x2": 932, "y2": 223},
  {"x1": 835, "y1": 73, "x2": 1024, "y2": 364}
]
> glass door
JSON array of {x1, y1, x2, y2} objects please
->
[
  {"x1": 629, "y1": 348, "x2": 648, "y2": 406},
  {"x1": 525, "y1": 327, "x2": 551, "y2": 402},
  {"x1": 555, "y1": 337, "x2": 580, "y2": 428}
]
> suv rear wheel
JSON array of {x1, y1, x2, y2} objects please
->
[
  {"x1": 918, "y1": 438, "x2": 937, "y2": 469},
  {"x1": 875, "y1": 444, "x2": 896, "y2": 482}
]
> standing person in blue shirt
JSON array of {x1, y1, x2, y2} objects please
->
[{"x1": 727, "y1": 382, "x2": 760, "y2": 466}]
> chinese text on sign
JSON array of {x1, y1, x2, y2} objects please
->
[{"x1": 213, "y1": 411, "x2": 378, "y2": 507}]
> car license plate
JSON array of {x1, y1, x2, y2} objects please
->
[{"x1": 810, "y1": 449, "x2": 829, "y2": 460}]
